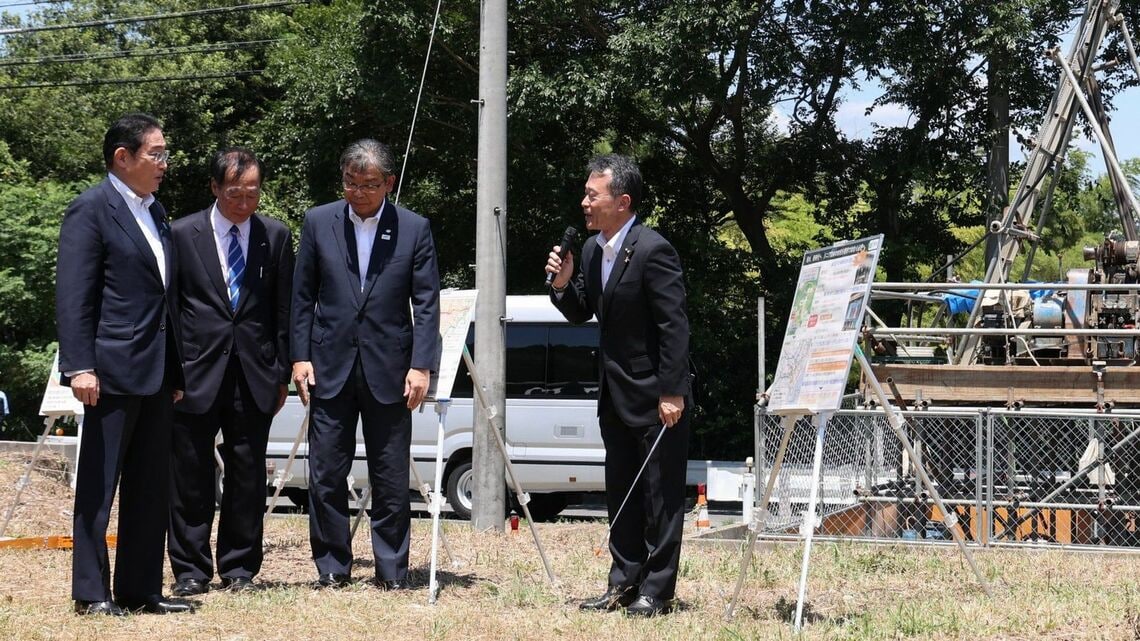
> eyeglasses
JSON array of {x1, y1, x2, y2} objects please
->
[
  {"x1": 343, "y1": 180, "x2": 385, "y2": 194},
  {"x1": 222, "y1": 187, "x2": 261, "y2": 200},
  {"x1": 142, "y1": 150, "x2": 170, "y2": 165},
  {"x1": 584, "y1": 191, "x2": 612, "y2": 203}
]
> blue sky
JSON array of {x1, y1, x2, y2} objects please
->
[{"x1": 832, "y1": 78, "x2": 1140, "y2": 176}]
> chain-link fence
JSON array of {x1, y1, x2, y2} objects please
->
[{"x1": 753, "y1": 407, "x2": 1140, "y2": 551}]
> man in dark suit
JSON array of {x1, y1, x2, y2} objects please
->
[
  {"x1": 56, "y1": 113, "x2": 192, "y2": 616},
  {"x1": 291, "y1": 138, "x2": 441, "y2": 589},
  {"x1": 546, "y1": 154, "x2": 691, "y2": 617},
  {"x1": 167, "y1": 148, "x2": 294, "y2": 596}
]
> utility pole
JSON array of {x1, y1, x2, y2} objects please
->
[{"x1": 471, "y1": 0, "x2": 507, "y2": 532}]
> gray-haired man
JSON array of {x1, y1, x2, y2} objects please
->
[{"x1": 291, "y1": 138, "x2": 441, "y2": 589}]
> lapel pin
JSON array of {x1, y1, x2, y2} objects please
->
[{"x1": 623, "y1": 247, "x2": 633, "y2": 264}]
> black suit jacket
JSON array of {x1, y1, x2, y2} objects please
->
[
  {"x1": 552, "y1": 220, "x2": 690, "y2": 426},
  {"x1": 56, "y1": 178, "x2": 183, "y2": 395},
  {"x1": 171, "y1": 208, "x2": 294, "y2": 415},
  {"x1": 291, "y1": 199, "x2": 441, "y2": 402}
]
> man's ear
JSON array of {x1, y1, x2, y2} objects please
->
[
  {"x1": 618, "y1": 193, "x2": 632, "y2": 212},
  {"x1": 113, "y1": 146, "x2": 130, "y2": 169}
]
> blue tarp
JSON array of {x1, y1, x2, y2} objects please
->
[{"x1": 940, "y1": 280, "x2": 1055, "y2": 315}]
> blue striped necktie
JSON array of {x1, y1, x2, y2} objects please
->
[{"x1": 226, "y1": 225, "x2": 244, "y2": 312}]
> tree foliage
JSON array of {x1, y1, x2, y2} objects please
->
[{"x1": 1, "y1": 0, "x2": 1137, "y2": 457}]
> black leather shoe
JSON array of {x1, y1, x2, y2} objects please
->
[
  {"x1": 74, "y1": 600, "x2": 126, "y2": 616},
  {"x1": 625, "y1": 594, "x2": 672, "y2": 617},
  {"x1": 171, "y1": 577, "x2": 209, "y2": 597},
  {"x1": 578, "y1": 585, "x2": 637, "y2": 611},
  {"x1": 116, "y1": 595, "x2": 195, "y2": 614},
  {"x1": 315, "y1": 573, "x2": 351, "y2": 589},
  {"x1": 221, "y1": 576, "x2": 254, "y2": 592},
  {"x1": 375, "y1": 578, "x2": 408, "y2": 590}
]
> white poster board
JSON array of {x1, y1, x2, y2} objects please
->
[
  {"x1": 427, "y1": 289, "x2": 479, "y2": 401},
  {"x1": 38, "y1": 351, "x2": 84, "y2": 417},
  {"x1": 767, "y1": 235, "x2": 883, "y2": 414}
]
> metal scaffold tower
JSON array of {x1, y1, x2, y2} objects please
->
[{"x1": 954, "y1": 0, "x2": 1140, "y2": 364}]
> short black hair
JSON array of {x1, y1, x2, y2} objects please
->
[
  {"x1": 587, "y1": 153, "x2": 642, "y2": 211},
  {"x1": 210, "y1": 146, "x2": 264, "y2": 186},
  {"x1": 102, "y1": 113, "x2": 162, "y2": 168}
]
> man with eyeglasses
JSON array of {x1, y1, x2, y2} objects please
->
[
  {"x1": 291, "y1": 138, "x2": 440, "y2": 590},
  {"x1": 56, "y1": 113, "x2": 191, "y2": 616},
  {"x1": 167, "y1": 147, "x2": 294, "y2": 597},
  {"x1": 545, "y1": 154, "x2": 692, "y2": 617}
]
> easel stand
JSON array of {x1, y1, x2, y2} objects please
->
[
  {"x1": 428, "y1": 398, "x2": 456, "y2": 603},
  {"x1": 0, "y1": 415, "x2": 61, "y2": 538},
  {"x1": 462, "y1": 346, "x2": 559, "y2": 587},
  {"x1": 344, "y1": 412, "x2": 462, "y2": 593},
  {"x1": 264, "y1": 408, "x2": 309, "y2": 517},
  {"x1": 725, "y1": 345, "x2": 994, "y2": 630},
  {"x1": 269, "y1": 400, "x2": 460, "y2": 597}
]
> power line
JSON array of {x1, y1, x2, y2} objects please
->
[
  {"x1": 0, "y1": 1, "x2": 308, "y2": 36},
  {"x1": 0, "y1": 38, "x2": 284, "y2": 66},
  {"x1": 0, "y1": 0, "x2": 70, "y2": 9},
  {"x1": 0, "y1": 68, "x2": 262, "y2": 89}
]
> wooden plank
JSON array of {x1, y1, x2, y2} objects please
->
[{"x1": 869, "y1": 364, "x2": 1140, "y2": 405}]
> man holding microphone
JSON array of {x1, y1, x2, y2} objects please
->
[{"x1": 546, "y1": 154, "x2": 692, "y2": 617}]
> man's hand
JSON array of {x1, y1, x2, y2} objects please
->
[
  {"x1": 293, "y1": 361, "x2": 316, "y2": 406},
  {"x1": 173, "y1": 389, "x2": 184, "y2": 403},
  {"x1": 404, "y1": 368, "x2": 430, "y2": 410},
  {"x1": 545, "y1": 245, "x2": 575, "y2": 290},
  {"x1": 275, "y1": 384, "x2": 289, "y2": 415},
  {"x1": 659, "y1": 395, "x2": 685, "y2": 428},
  {"x1": 70, "y1": 372, "x2": 100, "y2": 406}
]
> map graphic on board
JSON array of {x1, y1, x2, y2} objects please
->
[
  {"x1": 427, "y1": 289, "x2": 479, "y2": 401},
  {"x1": 768, "y1": 236, "x2": 883, "y2": 414}
]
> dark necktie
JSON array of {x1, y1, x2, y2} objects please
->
[{"x1": 226, "y1": 225, "x2": 245, "y2": 312}]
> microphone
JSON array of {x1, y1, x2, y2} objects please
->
[{"x1": 545, "y1": 226, "x2": 578, "y2": 287}]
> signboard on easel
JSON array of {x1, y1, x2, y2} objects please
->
[
  {"x1": 427, "y1": 289, "x2": 479, "y2": 402},
  {"x1": 38, "y1": 351, "x2": 84, "y2": 418},
  {"x1": 768, "y1": 235, "x2": 883, "y2": 414}
]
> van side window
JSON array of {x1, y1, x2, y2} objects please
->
[
  {"x1": 450, "y1": 327, "x2": 475, "y2": 398},
  {"x1": 506, "y1": 324, "x2": 548, "y2": 397},
  {"x1": 448, "y1": 322, "x2": 598, "y2": 399},
  {"x1": 548, "y1": 325, "x2": 599, "y2": 399}
]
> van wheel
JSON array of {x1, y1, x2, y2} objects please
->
[
  {"x1": 445, "y1": 460, "x2": 474, "y2": 520},
  {"x1": 513, "y1": 493, "x2": 568, "y2": 522}
]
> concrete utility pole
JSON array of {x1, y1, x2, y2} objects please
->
[{"x1": 471, "y1": 0, "x2": 507, "y2": 532}]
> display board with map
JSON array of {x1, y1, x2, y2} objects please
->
[
  {"x1": 427, "y1": 289, "x2": 479, "y2": 401},
  {"x1": 767, "y1": 236, "x2": 883, "y2": 414}
]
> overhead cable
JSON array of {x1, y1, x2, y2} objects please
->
[
  {"x1": 0, "y1": 68, "x2": 262, "y2": 89},
  {"x1": 0, "y1": 0, "x2": 70, "y2": 9},
  {"x1": 0, "y1": 1, "x2": 307, "y2": 36},
  {"x1": 0, "y1": 38, "x2": 284, "y2": 66}
]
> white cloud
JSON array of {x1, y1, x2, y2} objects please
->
[{"x1": 835, "y1": 100, "x2": 911, "y2": 140}]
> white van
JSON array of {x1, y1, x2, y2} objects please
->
[{"x1": 265, "y1": 295, "x2": 604, "y2": 521}]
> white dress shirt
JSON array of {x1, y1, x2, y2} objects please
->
[
  {"x1": 349, "y1": 203, "x2": 383, "y2": 292},
  {"x1": 108, "y1": 172, "x2": 167, "y2": 288},
  {"x1": 598, "y1": 215, "x2": 637, "y2": 289},
  {"x1": 210, "y1": 203, "x2": 251, "y2": 283}
]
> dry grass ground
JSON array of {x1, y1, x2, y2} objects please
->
[{"x1": 3, "y1": 452, "x2": 1140, "y2": 640}]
